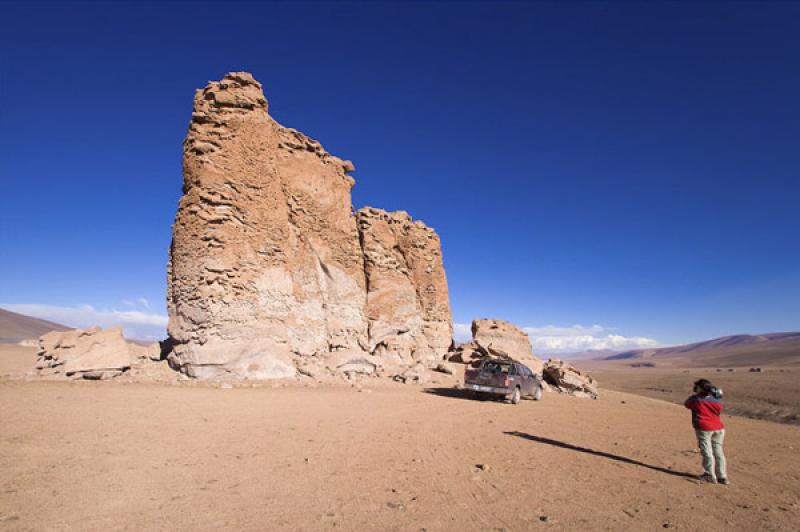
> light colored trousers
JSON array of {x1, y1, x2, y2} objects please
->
[{"x1": 695, "y1": 429, "x2": 727, "y2": 480}]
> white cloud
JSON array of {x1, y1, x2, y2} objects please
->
[
  {"x1": 453, "y1": 322, "x2": 660, "y2": 355},
  {"x1": 453, "y1": 322, "x2": 472, "y2": 342},
  {"x1": 122, "y1": 298, "x2": 151, "y2": 310},
  {"x1": 0, "y1": 303, "x2": 168, "y2": 341},
  {"x1": 523, "y1": 324, "x2": 659, "y2": 354}
]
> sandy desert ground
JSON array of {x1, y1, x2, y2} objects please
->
[
  {"x1": 582, "y1": 362, "x2": 800, "y2": 426},
  {"x1": 0, "y1": 346, "x2": 35, "y2": 377},
  {"x1": 1, "y1": 347, "x2": 799, "y2": 531}
]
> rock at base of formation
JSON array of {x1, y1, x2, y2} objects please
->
[
  {"x1": 357, "y1": 207, "x2": 452, "y2": 366},
  {"x1": 35, "y1": 327, "x2": 161, "y2": 380},
  {"x1": 450, "y1": 319, "x2": 543, "y2": 376},
  {"x1": 166, "y1": 72, "x2": 452, "y2": 380},
  {"x1": 542, "y1": 359, "x2": 599, "y2": 399}
]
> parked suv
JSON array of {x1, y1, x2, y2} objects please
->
[{"x1": 464, "y1": 358, "x2": 542, "y2": 404}]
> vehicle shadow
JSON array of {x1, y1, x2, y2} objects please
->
[
  {"x1": 423, "y1": 387, "x2": 477, "y2": 402},
  {"x1": 424, "y1": 387, "x2": 513, "y2": 402},
  {"x1": 503, "y1": 431, "x2": 696, "y2": 479},
  {"x1": 424, "y1": 387, "x2": 534, "y2": 403}
]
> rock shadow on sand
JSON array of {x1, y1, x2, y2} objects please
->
[{"x1": 504, "y1": 431, "x2": 696, "y2": 479}]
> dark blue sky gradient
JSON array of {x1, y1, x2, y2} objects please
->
[{"x1": 1, "y1": 1, "x2": 798, "y2": 344}]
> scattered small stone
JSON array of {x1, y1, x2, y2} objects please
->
[
  {"x1": 475, "y1": 463, "x2": 490, "y2": 472},
  {"x1": 221, "y1": 383, "x2": 233, "y2": 389},
  {"x1": 433, "y1": 362, "x2": 454, "y2": 375},
  {"x1": 539, "y1": 516, "x2": 549, "y2": 523},
  {"x1": 386, "y1": 501, "x2": 405, "y2": 510}
]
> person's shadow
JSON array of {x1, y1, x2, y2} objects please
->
[{"x1": 504, "y1": 431, "x2": 696, "y2": 479}]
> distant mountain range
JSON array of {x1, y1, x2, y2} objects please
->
[
  {"x1": 0, "y1": 308, "x2": 69, "y2": 344},
  {"x1": 598, "y1": 332, "x2": 800, "y2": 367},
  {"x1": 559, "y1": 349, "x2": 618, "y2": 361}
]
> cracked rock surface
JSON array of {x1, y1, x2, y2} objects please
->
[{"x1": 167, "y1": 72, "x2": 452, "y2": 380}]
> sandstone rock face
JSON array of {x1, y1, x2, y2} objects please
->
[
  {"x1": 451, "y1": 319, "x2": 543, "y2": 375},
  {"x1": 36, "y1": 327, "x2": 145, "y2": 379},
  {"x1": 34, "y1": 327, "x2": 181, "y2": 383},
  {"x1": 167, "y1": 72, "x2": 452, "y2": 380},
  {"x1": 471, "y1": 319, "x2": 533, "y2": 361},
  {"x1": 357, "y1": 208, "x2": 452, "y2": 366},
  {"x1": 543, "y1": 359, "x2": 599, "y2": 399}
]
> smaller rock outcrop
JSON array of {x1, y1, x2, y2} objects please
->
[
  {"x1": 35, "y1": 327, "x2": 161, "y2": 380},
  {"x1": 450, "y1": 319, "x2": 543, "y2": 375},
  {"x1": 356, "y1": 207, "x2": 452, "y2": 366},
  {"x1": 542, "y1": 359, "x2": 599, "y2": 399}
]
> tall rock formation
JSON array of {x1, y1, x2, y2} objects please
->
[
  {"x1": 167, "y1": 72, "x2": 452, "y2": 379},
  {"x1": 356, "y1": 208, "x2": 452, "y2": 365},
  {"x1": 168, "y1": 73, "x2": 369, "y2": 379}
]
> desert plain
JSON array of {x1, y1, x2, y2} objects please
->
[
  {"x1": 583, "y1": 362, "x2": 800, "y2": 427},
  {"x1": 2, "y1": 345, "x2": 799, "y2": 531}
]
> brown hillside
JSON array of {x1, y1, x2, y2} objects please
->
[
  {"x1": 0, "y1": 308, "x2": 69, "y2": 344},
  {"x1": 604, "y1": 332, "x2": 800, "y2": 367}
]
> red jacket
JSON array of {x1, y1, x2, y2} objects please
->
[{"x1": 684, "y1": 394, "x2": 724, "y2": 431}]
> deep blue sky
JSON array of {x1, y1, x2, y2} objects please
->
[{"x1": 1, "y1": 1, "x2": 798, "y2": 349}]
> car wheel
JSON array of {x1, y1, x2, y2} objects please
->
[
  {"x1": 474, "y1": 391, "x2": 486, "y2": 401},
  {"x1": 533, "y1": 386, "x2": 542, "y2": 401},
  {"x1": 510, "y1": 387, "x2": 521, "y2": 405}
]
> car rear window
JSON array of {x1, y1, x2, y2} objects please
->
[{"x1": 482, "y1": 361, "x2": 510, "y2": 374}]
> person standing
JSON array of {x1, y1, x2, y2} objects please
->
[{"x1": 684, "y1": 378, "x2": 728, "y2": 484}]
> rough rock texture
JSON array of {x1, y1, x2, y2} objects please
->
[
  {"x1": 543, "y1": 359, "x2": 599, "y2": 399},
  {"x1": 167, "y1": 72, "x2": 452, "y2": 380},
  {"x1": 472, "y1": 319, "x2": 532, "y2": 360},
  {"x1": 450, "y1": 319, "x2": 543, "y2": 375},
  {"x1": 167, "y1": 72, "x2": 368, "y2": 379},
  {"x1": 35, "y1": 327, "x2": 160, "y2": 380},
  {"x1": 356, "y1": 207, "x2": 452, "y2": 366}
]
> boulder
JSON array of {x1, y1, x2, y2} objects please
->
[
  {"x1": 393, "y1": 362, "x2": 428, "y2": 384},
  {"x1": 450, "y1": 319, "x2": 543, "y2": 375},
  {"x1": 433, "y1": 362, "x2": 454, "y2": 375},
  {"x1": 36, "y1": 327, "x2": 135, "y2": 379},
  {"x1": 448, "y1": 341, "x2": 487, "y2": 367},
  {"x1": 328, "y1": 349, "x2": 380, "y2": 377},
  {"x1": 472, "y1": 319, "x2": 535, "y2": 362},
  {"x1": 542, "y1": 359, "x2": 599, "y2": 399}
]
